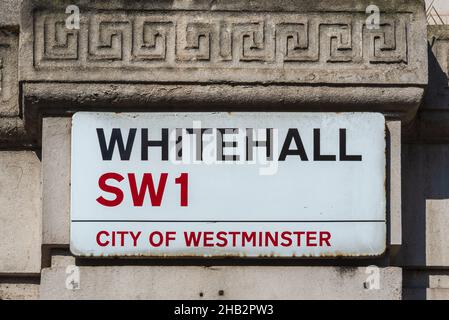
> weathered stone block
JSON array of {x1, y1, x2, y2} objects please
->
[
  {"x1": 0, "y1": 151, "x2": 41, "y2": 274},
  {"x1": 387, "y1": 121, "x2": 402, "y2": 248},
  {"x1": 42, "y1": 117, "x2": 71, "y2": 246},
  {"x1": 399, "y1": 144, "x2": 449, "y2": 267},
  {"x1": 0, "y1": 0, "x2": 21, "y2": 27},
  {"x1": 0, "y1": 26, "x2": 27, "y2": 146},
  {"x1": 429, "y1": 275, "x2": 449, "y2": 288},
  {"x1": 427, "y1": 288, "x2": 449, "y2": 300},
  {"x1": 17, "y1": 0, "x2": 426, "y2": 132},
  {"x1": 0, "y1": 282, "x2": 39, "y2": 300},
  {"x1": 22, "y1": 0, "x2": 427, "y2": 86},
  {"x1": 403, "y1": 270, "x2": 449, "y2": 299},
  {"x1": 426, "y1": 200, "x2": 449, "y2": 267},
  {"x1": 40, "y1": 258, "x2": 402, "y2": 299}
]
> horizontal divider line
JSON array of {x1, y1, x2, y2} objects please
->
[{"x1": 71, "y1": 220, "x2": 386, "y2": 223}]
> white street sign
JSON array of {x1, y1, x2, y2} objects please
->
[{"x1": 70, "y1": 112, "x2": 386, "y2": 257}]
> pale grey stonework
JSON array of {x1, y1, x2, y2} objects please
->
[
  {"x1": 0, "y1": 151, "x2": 41, "y2": 274},
  {"x1": 0, "y1": 282, "x2": 39, "y2": 300},
  {"x1": 11, "y1": 0, "x2": 429, "y2": 146},
  {"x1": 1, "y1": 0, "x2": 449, "y2": 299},
  {"x1": 426, "y1": 200, "x2": 449, "y2": 266},
  {"x1": 40, "y1": 255, "x2": 402, "y2": 300},
  {"x1": 42, "y1": 117, "x2": 71, "y2": 246}
]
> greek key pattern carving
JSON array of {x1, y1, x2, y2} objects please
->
[
  {"x1": 0, "y1": 29, "x2": 19, "y2": 116},
  {"x1": 34, "y1": 11, "x2": 410, "y2": 69}
]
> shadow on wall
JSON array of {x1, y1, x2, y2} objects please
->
[
  {"x1": 401, "y1": 144, "x2": 449, "y2": 263},
  {"x1": 400, "y1": 144, "x2": 449, "y2": 299},
  {"x1": 424, "y1": 38, "x2": 449, "y2": 112},
  {"x1": 401, "y1": 41, "x2": 449, "y2": 299}
]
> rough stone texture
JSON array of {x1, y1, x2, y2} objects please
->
[
  {"x1": 21, "y1": 0, "x2": 427, "y2": 85},
  {"x1": 426, "y1": 200, "x2": 449, "y2": 267},
  {"x1": 0, "y1": 29, "x2": 19, "y2": 117},
  {"x1": 429, "y1": 275, "x2": 449, "y2": 288},
  {"x1": 422, "y1": 27, "x2": 449, "y2": 108},
  {"x1": 0, "y1": 26, "x2": 28, "y2": 146},
  {"x1": 5, "y1": 0, "x2": 426, "y2": 147},
  {"x1": 42, "y1": 117, "x2": 71, "y2": 246},
  {"x1": 0, "y1": 151, "x2": 41, "y2": 274},
  {"x1": 0, "y1": 0, "x2": 22, "y2": 27},
  {"x1": 23, "y1": 83, "x2": 425, "y2": 117},
  {"x1": 0, "y1": 282, "x2": 39, "y2": 300},
  {"x1": 40, "y1": 256, "x2": 402, "y2": 299}
]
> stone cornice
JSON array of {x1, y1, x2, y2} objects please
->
[
  {"x1": 0, "y1": 0, "x2": 429, "y2": 146},
  {"x1": 21, "y1": 0, "x2": 427, "y2": 85}
]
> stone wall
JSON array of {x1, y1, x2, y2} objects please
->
[{"x1": 1, "y1": 0, "x2": 449, "y2": 300}]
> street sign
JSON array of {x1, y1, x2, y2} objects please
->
[{"x1": 70, "y1": 112, "x2": 386, "y2": 257}]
